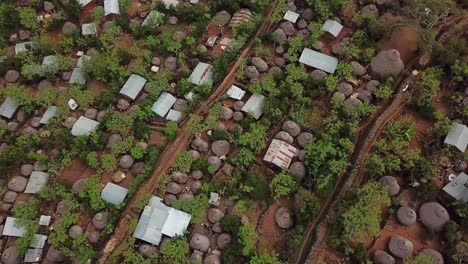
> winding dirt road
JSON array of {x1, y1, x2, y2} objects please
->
[{"x1": 98, "y1": 2, "x2": 280, "y2": 263}]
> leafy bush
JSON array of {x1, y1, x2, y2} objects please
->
[
  {"x1": 270, "y1": 172, "x2": 298, "y2": 199},
  {"x1": 172, "y1": 194, "x2": 208, "y2": 224},
  {"x1": 246, "y1": 172, "x2": 270, "y2": 200},
  {"x1": 162, "y1": 121, "x2": 178, "y2": 141}
]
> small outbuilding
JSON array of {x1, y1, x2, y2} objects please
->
[
  {"x1": 241, "y1": 93, "x2": 265, "y2": 120},
  {"x1": 321, "y1": 20, "x2": 343, "y2": 37},
  {"x1": 226, "y1": 85, "x2": 246, "y2": 100},
  {"x1": 396, "y1": 206, "x2": 417, "y2": 226},
  {"x1": 188, "y1": 62, "x2": 214, "y2": 86},
  {"x1": 162, "y1": 0, "x2": 179, "y2": 8},
  {"x1": 104, "y1": 0, "x2": 120, "y2": 16},
  {"x1": 229, "y1": 9, "x2": 253, "y2": 27},
  {"x1": 30, "y1": 234, "x2": 48, "y2": 249},
  {"x1": 264, "y1": 139, "x2": 297, "y2": 170},
  {"x1": 299, "y1": 48, "x2": 339, "y2": 74},
  {"x1": 78, "y1": 0, "x2": 93, "y2": 6},
  {"x1": 3, "y1": 217, "x2": 26, "y2": 237},
  {"x1": 42, "y1": 55, "x2": 58, "y2": 68},
  {"x1": 373, "y1": 250, "x2": 395, "y2": 264},
  {"x1": 151, "y1": 92, "x2": 177, "y2": 117},
  {"x1": 142, "y1": 10, "x2": 165, "y2": 27},
  {"x1": 24, "y1": 248, "x2": 42, "y2": 263},
  {"x1": 419, "y1": 202, "x2": 450, "y2": 232},
  {"x1": 283, "y1": 10, "x2": 300, "y2": 23},
  {"x1": 101, "y1": 182, "x2": 128, "y2": 205},
  {"x1": 69, "y1": 67, "x2": 86, "y2": 85},
  {"x1": 15, "y1": 41, "x2": 34, "y2": 55},
  {"x1": 0, "y1": 97, "x2": 20, "y2": 119},
  {"x1": 442, "y1": 172, "x2": 468, "y2": 202},
  {"x1": 82, "y1": 23, "x2": 97, "y2": 36},
  {"x1": 420, "y1": 249, "x2": 444, "y2": 264},
  {"x1": 71, "y1": 116, "x2": 100, "y2": 136},
  {"x1": 378, "y1": 176, "x2": 400, "y2": 196},
  {"x1": 39, "y1": 106, "x2": 58, "y2": 125},
  {"x1": 388, "y1": 235, "x2": 413, "y2": 259},
  {"x1": 119, "y1": 74, "x2": 147, "y2": 100},
  {"x1": 444, "y1": 123, "x2": 468, "y2": 152},
  {"x1": 166, "y1": 109, "x2": 183, "y2": 122},
  {"x1": 24, "y1": 171, "x2": 50, "y2": 194}
]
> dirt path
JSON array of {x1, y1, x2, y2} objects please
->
[{"x1": 98, "y1": 2, "x2": 280, "y2": 263}]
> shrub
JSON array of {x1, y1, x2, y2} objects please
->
[
  {"x1": 172, "y1": 194, "x2": 208, "y2": 224},
  {"x1": 246, "y1": 172, "x2": 270, "y2": 200},
  {"x1": 162, "y1": 121, "x2": 178, "y2": 141},
  {"x1": 270, "y1": 172, "x2": 298, "y2": 199}
]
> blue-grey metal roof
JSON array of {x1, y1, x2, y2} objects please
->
[
  {"x1": 119, "y1": 74, "x2": 147, "y2": 100},
  {"x1": 15, "y1": 41, "x2": 34, "y2": 55},
  {"x1": 3, "y1": 217, "x2": 26, "y2": 237},
  {"x1": 133, "y1": 196, "x2": 191, "y2": 245},
  {"x1": 104, "y1": 0, "x2": 120, "y2": 15},
  {"x1": 241, "y1": 93, "x2": 265, "y2": 120},
  {"x1": 152, "y1": 92, "x2": 177, "y2": 117},
  {"x1": 166, "y1": 109, "x2": 182, "y2": 122},
  {"x1": 443, "y1": 173, "x2": 468, "y2": 202},
  {"x1": 299, "y1": 48, "x2": 339, "y2": 74},
  {"x1": 69, "y1": 67, "x2": 87, "y2": 85},
  {"x1": 322, "y1": 20, "x2": 343, "y2": 37},
  {"x1": 162, "y1": 0, "x2": 179, "y2": 7},
  {"x1": 39, "y1": 215, "x2": 51, "y2": 226},
  {"x1": 82, "y1": 23, "x2": 97, "y2": 35},
  {"x1": 142, "y1": 10, "x2": 165, "y2": 27},
  {"x1": 71, "y1": 116, "x2": 100, "y2": 136},
  {"x1": 227, "y1": 85, "x2": 246, "y2": 100},
  {"x1": 189, "y1": 62, "x2": 214, "y2": 86},
  {"x1": 30, "y1": 234, "x2": 48, "y2": 249},
  {"x1": 0, "y1": 97, "x2": 20, "y2": 119},
  {"x1": 101, "y1": 182, "x2": 128, "y2": 205},
  {"x1": 77, "y1": 55, "x2": 91, "y2": 69},
  {"x1": 40, "y1": 106, "x2": 58, "y2": 125},
  {"x1": 283, "y1": 10, "x2": 299, "y2": 23},
  {"x1": 444, "y1": 123, "x2": 468, "y2": 152},
  {"x1": 25, "y1": 171, "x2": 50, "y2": 194},
  {"x1": 24, "y1": 248, "x2": 43, "y2": 263},
  {"x1": 78, "y1": 0, "x2": 93, "y2": 6},
  {"x1": 42, "y1": 55, "x2": 58, "y2": 68}
]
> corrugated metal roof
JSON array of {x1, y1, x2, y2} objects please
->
[
  {"x1": 39, "y1": 215, "x2": 51, "y2": 226},
  {"x1": 241, "y1": 93, "x2": 265, "y2": 119},
  {"x1": 69, "y1": 67, "x2": 87, "y2": 85},
  {"x1": 166, "y1": 109, "x2": 182, "y2": 122},
  {"x1": 104, "y1": 0, "x2": 120, "y2": 15},
  {"x1": 189, "y1": 62, "x2": 214, "y2": 86},
  {"x1": 25, "y1": 171, "x2": 50, "y2": 194},
  {"x1": 82, "y1": 23, "x2": 97, "y2": 35},
  {"x1": 101, "y1": 182, "x2": 128, "y2": 205},
  {"x1": 24, "y1": 248, "x2": 43, "y2": 263},
  {"x1": 443, "y1": 172, "x2": 468, "y2": 202},
  {"x1": 0, "y1": 97, "x2": 20, "y2": 119},
  {"x1": 142, "y1": 10, "x2": 165, "y2": 27},
  {"x1": 77, "y1": 55, "x2": 91, "y2": 69},
  {"x1": 3, "y1": 217, "x2": 26, "y2": 237},
  {"x1": 283, "y1": 10, "x2": 300, "y2": 23},
  {"x1": 227, "y1": 85, "x2": 246, "y2": 100},
  {"x1": 42, "y1": 55, "x2": 57, "y2": 68},
  {"x1": 162, "y1": 0, "x2": 179, "y2": 8},
  {"x1": 444, "y1": 123, "x2": 468, "y2": 152},
  {"x1": 30, "y1": 234, "x2": 48, "y2": 248},
  {"x1": 151, "y1": 92, "x2": 177, "y2": 117},
  {"x1": 299, "y1": 48, "x2": 339, "y2": 74},
  {"x1": 119, "y1": 74, "x2": 147, "y2": 100},
  {"x1": 263, "y1": 139, "x2": 297, "y2": 170},
  {"x1": 133, "y1": 196, "x2": 191, "y2": 245},
  {"x1": 71, "y1": 116, "x2": 100, "y2": 136},
  {"x1": 15, "y1": 41, "x2": 34, "y2": 55},
  {"x1": 229, "y1": 9, "x2": 252, "y2": 27},
  {"x1": 78, "y1": 0, "x2": 93, "y2": 6},
  {"x1": 40, "y1": 106, "x2": 58, "y2": 125},
  {"x1": 322, "y1": 20, "x2": 343, "y2": 37}
]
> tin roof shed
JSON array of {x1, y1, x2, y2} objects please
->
[
  {"x1": 15, "y1": 41, "x2": 34, "y2": 55},
  {"x1": 227, "y1": 85, "x2": 246, "y2": 100},
  {"x1": 166, "y1": 109, "x2": 183, "y2": 122},
  {"x1": 82, "y1": 23, "x2": 97, "y2": 35},
  {"x1": 283, "y1": 10, "x2": 300, "y2": 23},
  {"x1": 25, "y1": 171, "x2": 50, "y2": 194},
  {"x1": 142, "y1": 10, "x2": 165, "y2": 27},
  {"x1": 152, "y1": 92, "x2": 177, "y2": 117},
  {"x1": 444, "y1": 123, "x2": 468, "y2": 152},
  {"x1": 133, "y1": 196, "x2": 191, "y2": 245},
  {"x1": 299, "y1": 48, "x2": 339, "y2": 74},
  {"x1": 104, "y1": 0, "x2": 120, "y2": 16},
  {"x1": 101, "y1": 182, "x2": 128, "y2": 205},
  {"x1": 264, "y1": 139, "x2": 297, "y2": 170},
  {"x1": 76, "y1": 55, "x2": 91, "y2": 69},
  {"x1": 322, "y1": 20, "x2": 343, "y2": 37},
  {"x1": 3, "y1": 217, "x2": 26, "y2": 237},
  {"x1": 40, "y1": 106, "x2": 58, "y2": 125},
  {"x1": 443, "y1": 172, "x2": 468, "y2": 202},
  {"x1": 69, "y1": 67, "x2": 87, "y2": 85},
  {"x1": 78, "y1": 0, "x2": 93, "y2": 6},
  {"x1": 42, "y1": 55, "x2": 58, "y2": 68},
  {"x1": 162, "y1": 0, "x2": 179, "y2": 8},
  {"x1": 30, "y1": 234, "x2": 48, "y2": 249},
  {"x1": 24, "y1": 248, "x2": 43, "y2": 263},
  {"x1": 241, "y1": 93, "x2": 265, "y2": 120},
  {"x1": 0, "y1": 97, "x2": 20, "y2": 119},
  {"x1": 189, "y1": 62, "x2": 214, "y2": 86},
  {"x1": 119, "y1": 74, "x2": 147, "y2": 100},
  {"x1": 71, "y1": 116, "x2": 100, "y2": 136}
]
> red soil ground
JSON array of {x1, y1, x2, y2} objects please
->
[
  {"x1": 379, "y1": 26, "x2": 418, "y2": 64},
  {"x1": 58, "y1": 159, "x2": 96, "y2": 186}
]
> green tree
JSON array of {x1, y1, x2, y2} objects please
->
[
  {"x1": 250, "y1": 252, "x2": 284, "y2": 264},
  {"x1": 270, "y1": 172, "x2": 298, "y2": 199},
  {"x1": 162, "y1": 121, "x2": 178, "y2": 141},
  {"x1": 404, "y1": 253, "x2": 437, "y2": 264},
  {"x1": 238, "y1": 223, "x2": 256, "y2": 256},
  {"x1": 160, "y1": 237, "x2": 190, "y2": 264},
  {"x1": 172, "y1": 194, "x2": 208, "y2": 224},
  {"x1": 19, "y1": 7, "x2": 38, "y2": 31},
  {"x1": 85, "y1": 151, "x2": 99, "y2": 168},
  {"x1": 100, "y1": 153, "x2": 117, "y2": 172}
]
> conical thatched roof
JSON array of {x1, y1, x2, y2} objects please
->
[
  {"x1": 373, "y1": 250, "x2": 395, "y2": 264},
  {"x1": 1, "y1": 246, "x2": 18, "y2": 264},
  {"x1": 68, "y1": 225, "x2": 83, "y2": 239},
  {"x1": 190, "y1": 233, "x2": 210, "y2": 252},
  {"x1": 371, "y1": 49, "x2": 404, "y2": 79},
  {"x1": 378, "y1": 176, "x2": 400, "y2": 196},
  {"x1": 275, "y1": 207, "x2": 294, "y2": 229},
  {"x1": 211, "y1": 140, "x2": 231, "y2": 157},
  {"x1": 217, "y1": 233, "x2": 232, "y2": 249},
  {"x1": 388, "y1": 235, "x2": 413, "y2": 259},
  {"x1": 45, "y1": 246, "x2": 65, "y2": 263},
  {"x1": 288, "y1": 162, "x2": 306, "y2": 182},
  {"x1": 297, "y1": 132, "x2": 313, "y2": 148},
  {"x1": 204, "y1": 254, "x2": 221, "y2": 264},
  {"x1": 275, "y1": 131, "x2": 293, "y2": 144},
  {"x1": 208, "y1": 208, "x2": 224, "y2": 223},
  {"x1": 419, "y1": 202, "x2": 450, "y2": 232},
  {"x1": 282, "y1": 121, "x2": 301, "y2": 137},
  {"x1": 92, "y1": 212, "x2": 109, "y2": 230},
  {"x1": 397, "y1": 207, "x2": 417, "y2": 226},
  {"x1": 420, "y1": 249, "x2": 444, "y2": 264}
]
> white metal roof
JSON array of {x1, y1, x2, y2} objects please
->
[
  {"x1": 119, "y1": 74, "x2": 147, "y2": 100},
  {"x1": 15, "y1": 41, "x2": 34, "y2": 55},
  {"x1": 101, "y1": 182, "x2": 128, "y2": 205},
  {"x1": 30, "y1": 234, "x2": 48, "y2": 249},
  {"x1": 0, "y1": 97, "x2": 20, "y2": 119},
  {"x1": 71, "y1": 116, "x2": 100, "y2": 136},
  {"x1": 443, "y1": 172, "x2": 468, "y2": 202},
  {"x1": 299, "y1": 48, "x2": 339, "y2": 74},
  {"x1": 142, "y1": 10, "x2": 165, "y2": 27},
  {"x1": 162, "y1": 0, "x2": 179, "y2": 8},
  {"x1": 39, "y1": 215, "x2": 51, "y2": 226},
  {"x1": 152, "y1": 92, "x2": 177, "y2": 117},
  {"x1": 227, "y1": 85, "x2": 246, "y2": 100},
  {"x1": 25, "y1": 171, "x2": 50, "y2": 194},
  {"x1": 42, "y1": 55, "x2": 57, "y2": 68},
  {"x1": 24, "y1": 248, "x2": 43, "y2": 263},
  {"x1": 69, "y1": 67, "x2": 87, "y2": 85},
  {"x1": 82, "y1": 23, "x2": 97, "y2": 35},
  {"x1": 76, "y1": 55, "x2": 91, "y2": 69},
  {"x1": 444, "y1": 123, "x2": 468, "y2": 152},
  {"x1": 283, "y1": 10, "x2": 300, "y2": 23},
  {"x1": 3, "y1": 217, "x2": 26, "y2": 237},
  {"x1": 166, "y1": 109, "x2": 182, "y2": 122},
  {"x1": 263, "y1": 139, "x2": 297, "y2": 170},
  {"x1": 40, "y1": 106, "x2": 58, "y2": 125},
  {"x1": 188, "y1": 62, "x2": 214, "y2": 86},
  {"x1": 104, "y1": 0, "x2": 120, "y2": 16},
  {"x1": 78, "y1": 0, "x2": 93, "y2": 6},
  {"x1": 241, "y1": 93, "x2": 265, "y2": 119},
  {"x1": 322, "y1": 19, "x2": 343, "y2": 37},
  {"x1": 133, "y1": 196, "x2": 191, "y2": 245}
]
